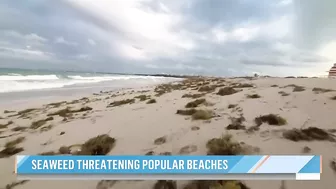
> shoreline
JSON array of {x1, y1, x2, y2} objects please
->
[{"x1": 1, "y1": 76, "x2": 336, "y2": 189}]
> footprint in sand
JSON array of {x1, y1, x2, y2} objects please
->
[{"x1": 179, "y1": 145, "x2": 198, "y2": 154}]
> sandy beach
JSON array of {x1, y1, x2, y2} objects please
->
[{"x1": 1, "y1": 76, "x2": 336, "y2": 189}]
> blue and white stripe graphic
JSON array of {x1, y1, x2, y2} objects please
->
[{"x1": 15, "y1": 155, "x2": 321, "y2": 175}]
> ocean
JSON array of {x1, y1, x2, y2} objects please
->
[{"x1": 0, "y1": 68, "x2": 180, "y2": 107}]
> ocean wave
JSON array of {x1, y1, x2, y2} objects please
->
[
  {"x1": 0, "y1": 74, "x2": 60, "y2": 81},
  {"x1": 0, "y1": 73, "x2": 175, "y2": 93}
]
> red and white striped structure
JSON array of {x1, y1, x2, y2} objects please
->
[{"x1": 328, "y1": 63, "x2": 336, "y2": 78}]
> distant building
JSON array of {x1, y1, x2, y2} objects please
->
[{"x1": 328, "y1": 63, "x2": 336, "y2": 77}]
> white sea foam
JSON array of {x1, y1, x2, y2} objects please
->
[{"x1": 0, "y1": 73, "x2": 178, "y2": 93}]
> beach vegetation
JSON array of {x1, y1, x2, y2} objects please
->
[
  {"x1": 39, "y1": 151, "x2": 58, "y2": 155},
  {"x1": 5, "y1": 136, "x2": 25, "y2": 148},
  {"x1": 4, "y1": 110, "x2": 15, "y2": 114},
  {"x1": 217, "y1": 87, "x2": 239, "y2": 96},
  {"x1": 107, "y1": 99, "x2": 135, "y2": 107},
  {"x1": 183, "y1": 180, "x2": 250, "y2": 189},
  {"x1": 191, "y1": 126, "x2": 200, "y2": 131},
  {"x1": 302, "y1": 146, "x2": 311, "y2": 153},
  {"x1": 17, "y1": 108, "x2": 38, "y2": 116},
  {"x1": 312, "y1": 87, "x2": 334, "y2": 93},
  {"x1": 153, "y1": 180, "x2": 177, "y2": 189},
  {"x1": 30, "y1": 117, "x2": 54, "y2": 129},
  {"x1": 134, "y1": 95, "x2": 150, "y2": 101},
  {"x1": 285, "y1": 84, "x2": 305, "y2": 92},
  {"x1": 176, "y1": 109, "x2": 198, "y2": 116},
  {"x1": 232, "y1": 83, "x2": 254, "y2": 88},
  {"x1": 198, "y1": 85, "x2": 217, "y2": 92},
  {"x1": 293, "y1": 86, "x2": 305, "y2": 92},
  {"x1": 11, "y1": 126, "x2": 27, "y2": 132},
  {"x1": 47, "y1": 106, "x2": 93, "y2": 117},
  {"x1": 80, "y1": 134, "x2": 116, "y2": 155},
  {"x1": 40, "y1": 125, "x2": 54, "y2": 132},
  {"x1": 46, "y1": 101, "x2": 67, "y2": 108},
  {"x1": 283, "y1": 127, "x2": 336, "y2": 142},
  {"x1": 246, "y1": 94, "x2": 261, "y2": 99},
  {"x1": 330, "y1": 96, "x2": 336, "y2": 100},
  {"x1": 59, "y1": 146, "x2": 71, "y2": 154},
  {"x1": 255, "y1": 114, "x2": 287, "y2": 126},
  {"x1": 206, "y1": 134, "x2": 245, "y2": 155},
  {"x1": 182, "y1": 93, "x2": 205, "y2": 99},
  {"x1": 185, "y1": 99, "x2": 206, "y2": 108},
  {"x1": 330, "y1": 159, "x2": 336, "y2": 173},
  {"x1": 226, "y1": 116, "x2": 246, "y2": 130},
  {"x1": 0, "y1": 136, "x2": 25, "y2": 158},
  {"x1": 228, "y1": 104, "x2": 238, "y2": 109},
  {"x1": 0, "y1": 121, "x2": 13, "y2": 129},
  {"x1": 278, "y1": 91, "x2": 290, "y2": 96},
  {"x1": 192, "y1": 109, "x2": 214, "y2": 120},
  {"x1": 4, "y1": 180, "x2": 29, "y2": 189},
  {"x1": 147, "y1": 99, "x2": 157, "y2": 104}
]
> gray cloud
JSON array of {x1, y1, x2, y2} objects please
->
[{"x1": 0, "y1": 0, "x2": 334, "y2": 76}]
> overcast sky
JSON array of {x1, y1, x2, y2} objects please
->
[{"x1": 0, "y1": 0, "x2": 335, "y2": 76}]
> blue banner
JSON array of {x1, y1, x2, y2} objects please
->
[{"x1": 16, "y1": 155, "x2": 321, "y2": 175}]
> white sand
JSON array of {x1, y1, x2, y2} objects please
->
[{"x1": 1, "y1": 77, "x2": 336, "y2": 189}]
